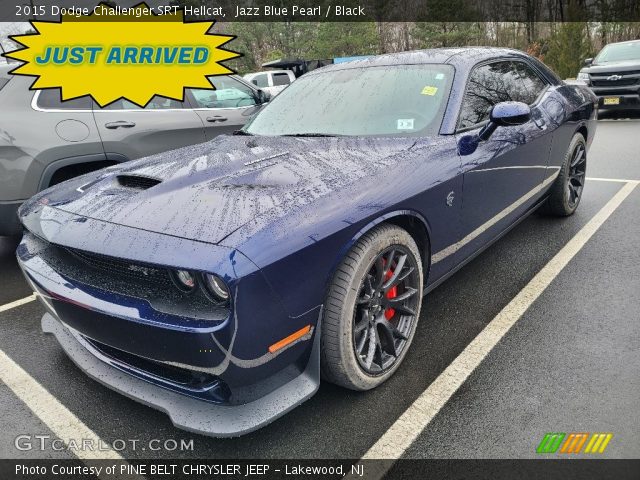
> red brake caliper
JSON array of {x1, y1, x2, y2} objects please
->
[{"x1": 383, "y1": 264, "x2": 397, "y2": 320}]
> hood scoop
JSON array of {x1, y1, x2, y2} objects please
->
[{"x1": 117, "y1": 175, "x2": 162, "y2": 190}]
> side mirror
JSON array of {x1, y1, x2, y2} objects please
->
[
  {"x1": 478, "y1": 101, "x2": 531, "y2": 141},
  {"x1": 256, "y1": 89, "x2": 271, "y2": 104},
  {"x1": 583, "y1": 57, "x2": 593, "y2": 67}
]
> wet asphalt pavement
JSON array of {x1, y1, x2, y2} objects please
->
[{"x1": 0, "y1": 119, "x2": 638, "y2": 461}]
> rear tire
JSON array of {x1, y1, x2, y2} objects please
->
[
  {"x1": 543, "y1": 133, "x2": 587, "y2": 217},
  {"x1": 321, "y1": 224, "x2": 424, "y2": 391}
]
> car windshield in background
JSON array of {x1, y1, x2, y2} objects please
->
[
  {"x1": 244, "y1": 64, "x2": 454, "y2": 137},
  {"x1": 595, "y1": 41, "x2": 640, "y2": 63}
]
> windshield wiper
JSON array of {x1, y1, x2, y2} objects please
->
[
  {"x1": 282, "y1": 133, "x2": 344, "y2": 137},
  {"x1": 233, "y1": 130, "x2": 253, "y2": 136}
]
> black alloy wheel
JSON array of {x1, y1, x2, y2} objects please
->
[
  {"x1": 544, "y1": 133, "x2": 587, "y2": 217},
  {"x1": 567, "y1": 142, "x2": 586, "y2": 209},
  {"x1": 353, "y1": 246, "x2": 420, "y2": 374}
]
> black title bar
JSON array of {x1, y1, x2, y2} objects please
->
[{"x1": 2, "y1": 0, "x2": 640, "y2": 22}]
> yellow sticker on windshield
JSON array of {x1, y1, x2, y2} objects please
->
[
  {"x1": 421, "y1": 86, "x2": 438, "y2": 96},
  {"x1": 2, "y1": 2, "x2": 240, "y2": 108}
]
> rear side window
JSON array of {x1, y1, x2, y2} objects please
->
[
  {"x1": 272, "y1": 72, "x2": 291, "y2": 86},
  {"x1": 458, "y1": 61, "x2": 522, "y2": 129},
  {"x1": 513, "y1": 61, "x2": 547, "y2": 105},
  {"x1": 100, "y1": 96, "x2": 184, "y2": 110},
  {"x1": 250, "y1": 74, "x2": 269, "y2": 88},
  {"x1": 36, "y1": 89, "x2": 91, "y2": 110}
]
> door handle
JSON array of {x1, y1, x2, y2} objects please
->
[
  {"x1": 105, "y1": 121, "x2": 136, "y2": 129},
  {"x1": 206, "y1": 116, "x2": 228, "y2": 123}
]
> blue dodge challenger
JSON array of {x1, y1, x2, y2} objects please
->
[{"x1": 16, "y1": 48, "x2": 597, "y2": 436}]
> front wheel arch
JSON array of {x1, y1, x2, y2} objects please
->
[{"x1": 326, "y1": 210, "x2": 432, "y2": 296}]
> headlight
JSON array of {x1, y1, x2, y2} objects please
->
[
  {"x1": 202, "y1": 273, "x2": 230, "y2": 303},
  {"x1": 171, "y1": 269, "x2": 196, "y2": 292},
  {"x1": 577, "y1": 72, "x2": 590, "y2": 82}
]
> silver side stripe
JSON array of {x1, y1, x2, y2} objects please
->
[
  {"x1": 469, "y1": 165, "x2": 552, "y2": 173},
  {"x1": 432, "y1": 172, "x2": 559, "y2": 264}
]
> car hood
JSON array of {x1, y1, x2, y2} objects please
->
[
  {"x1": 582, "y1": 60, "x2": 640, "y2": 74},
  {"x1": 31, "y1": 135, "x2": 421, "y2": 245}
]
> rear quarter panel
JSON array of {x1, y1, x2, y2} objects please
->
[{"x1": 546, "y1": 83, "x2": 597, "y2": 173}]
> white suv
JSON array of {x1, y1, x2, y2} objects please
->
[{"x1": 244, "y1": 70, "x2": 296, "y2": 97}]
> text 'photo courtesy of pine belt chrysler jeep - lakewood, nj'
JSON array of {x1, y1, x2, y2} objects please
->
[{"x1": 13, "y1": 47, "x2": 597, "y2": 437}]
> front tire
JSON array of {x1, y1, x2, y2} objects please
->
[
  {"x1": 321, "y1": 224, "x2": 424, "y2": 391},
  {"x1": 544, "y1": 133, "x2": 587, "y2": 216}
]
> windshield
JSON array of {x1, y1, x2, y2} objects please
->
[
  {"x1": 244, "y1": 64, "x2": 454, "y2": 137},
  {"x1": 595, "y1": 41, "x2": 640, "y2": 63}
]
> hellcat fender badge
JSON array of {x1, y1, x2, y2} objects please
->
[{"x1": 446, "y1": 191, "x2": 455, "y2": 207}]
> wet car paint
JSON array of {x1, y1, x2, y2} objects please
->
[{"x1": 16, "y1": 48, "x2": 598, "y2": 436}]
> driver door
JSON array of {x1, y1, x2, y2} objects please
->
[{"x1": 454, "y1": 60, "x2": 554, "y2": 265}]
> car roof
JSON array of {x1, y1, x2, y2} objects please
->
[
  {"x1": 307, "y1": 47, "x2": 529, "y2": 74},
  {"x1": 603, "y1": 39, "x2": 640, "y2": 47}
]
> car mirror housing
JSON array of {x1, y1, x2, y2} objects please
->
[
  {"x1": 256, "y1": 89, "x2": 271, "y2": 104},
  {"x1": 583, "y1": 57, "x2": 593, "y2": 67},
  {"x1": 478, "y1": 101, "x2": 531, "y2": 141},
  {"x1": 490, "y1": 101, "x2": 531, "y2": 126}
]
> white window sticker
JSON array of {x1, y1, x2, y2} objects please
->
[
  {"x1": 397, "y1": 118, "x2": 414, "y2": 130},
  {"x1": 435, "y1": 73, "x2": 445, "y2": 80}
]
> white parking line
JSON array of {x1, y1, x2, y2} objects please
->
[
  {"x1": 0, "y1": 348, "x2": 124, "y2": 461},
  {"x1": 0, "y1": 294, "x2": 36, "y2": 313},
  {"x1": 349, "y1": 181, "x2": 638, "y2": 479},
  {"x1": 587, "y1": 176, "x2": 640, "y2": 184}
]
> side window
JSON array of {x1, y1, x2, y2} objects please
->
[
  {"x1": 36, "y1": 89, "x2": 91, "y2": 110},
  {"x1": 513, "y1": 61, "x2": 548, "y2": 105},
  {"x1": 250, "y1": 74, "x2": 269, "y2": 88},
  {"x1": 272, "y1": 72, "x2": 291, "y2": 86},
  {"x1": 189, "y1": 76, "x2": 257, "y2": 109},
  {"x1": 100, "y1": 96, "x2": 184, "y2": 110},
  {"x1": 458, "y1": 61, "x2": 522, "y2": 129}
]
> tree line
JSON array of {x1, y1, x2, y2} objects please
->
[{"x1": 217, "y1": 21, "x2": 640, "y2": 79}]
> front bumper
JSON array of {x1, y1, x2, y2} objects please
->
[
  {"x1": 591, "y1": 89, "x2": 640, "y2": 112},
  {"x1": 42, "y1": 312, "x2": 320, "y2": 437},
  {"x1": 16, "y1": 203, "x2": 322, "y2": 436}
]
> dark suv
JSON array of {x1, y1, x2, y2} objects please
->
[
  {"x1": 577, "y1": 39, "x2": 640, "y2": 115},
  {"x1": 0, "y1": 66, "x2": 268, "y2": 236}
]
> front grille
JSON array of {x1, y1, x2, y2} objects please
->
[
  {"x1": 591, "y1": 70, "x2": 640, "y2": 90},
  {"x1": 117, "y1": 175, "x2": 162, "y2": 190},
  {"x1": 24, "y1": 230, "x2": 230, "y2": 323},
  {"x1": 591, "y1": 78, "x2": 638, "y2": 87},
  {"x1": 62, "y1": 246, "x2": 171, "y2": 285}
]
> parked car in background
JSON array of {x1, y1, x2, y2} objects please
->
[
  {"x1": 17, "y1": 47, "x2": 596, "y2": 436},
  {"x1": 577, "y1": 39, "x2": 640, "y2": 116},
  {"x1": 0, "y1": 69, "x2": 268, "y2": 236},
  {"x1": 244, "y1": 70, "x2": 296, "y2": 97}
]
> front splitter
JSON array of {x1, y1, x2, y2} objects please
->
[{"x1": 42, "y1": 313, "x2": 321, "y2": 437}]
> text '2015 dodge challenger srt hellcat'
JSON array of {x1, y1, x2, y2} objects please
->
[{"x1": 16, "y1": 48, "x2": 597, "y2": 437}]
